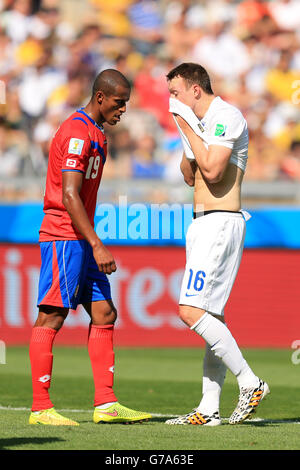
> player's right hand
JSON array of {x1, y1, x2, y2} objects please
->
[{"x1": 93, "y1": 244, "x2": 117, "y2": 275}]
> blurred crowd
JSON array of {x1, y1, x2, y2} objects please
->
[{"x1": 0, "y1": 0, "x2": 300, "y2": 201}]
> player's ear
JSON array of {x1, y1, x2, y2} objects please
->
[
  {"x1": 96, "y1": 91, "x2": 105, "y2": 104},
  {"x1": 193, "y1": 85, "x2": 201, "y2": 99}
]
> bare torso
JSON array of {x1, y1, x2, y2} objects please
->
[{"x1": 193, "y1": 163, "x2": 244, "y2": 212}]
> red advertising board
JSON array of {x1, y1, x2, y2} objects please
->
[{"x1": 0, "y1": 244, "x2": 299, "y2": 347}]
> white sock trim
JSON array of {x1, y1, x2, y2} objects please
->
[
  {"x1": 190, "y1": 312, "x2": 209, "y2": 330},
  {"x1": 96, "y1": 401, "x2": 117, "y2": 410}
]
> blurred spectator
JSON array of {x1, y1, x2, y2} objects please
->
[
  {"x1": 0, "y1": 120, "x2": 27, "y2": 176},
  {"x1": 89, "y1": 0, "x2": 133, "y2": 37},
  {"x1": 242, "y1": 32, "x2": 273, "y2": 96},
  {"x1": 265, "y1": 49, "x2": 300, "y2": 103},
  {"x1": 103, "y1": 125, "x2": 134, "y2": 179},
  {"x1": 263, "y1": 101, "x2": 300, "y2": 139},
  {"x1": 245, "y1": 126, "x2": 284, "y2": 181},
  {"x1": 268, "y1": 0, "x2": 300, "y2": 32},
  {"x1": 280, "y1": 140, "x2": 300, "y2": 180},
  {"x1": 134, "y1": 54, "x2": 176, "y2": 132},
  {"x1": 1, "y1": 0, "x2": 33, "y2": 44},
  {"x1": 30, "y1": 106, "x2": 60, "y2": 173},
  {"x1": 113, "y1": 52, "x2": 144, "y2": 85},
  {"x1": 4, "y1": 85, "x2": 27, "y2": 129},
  {"x1": 0, "y1": 30, "x2": 15, "y2": 74},
  {"x1": 17, "y1": 42, "x2": 66, "y2": 122},
  {"x1": 192, "y1": 20, "x2": 251, "y2": 81},
  {"x1": 107, "y1": 126, "x2": 133, "y2": 161},
  {"x1": 47, "y1": 73, "x2": 87, "y2": 114},
  {"x1": 271, "y1": 110, "x2": 300, "y2": 152},
  {"x1": 127, "y1": 0, "x2": 164, "y2": 55},
  {"x1": 236, "y1": 0, "x2": 270, "y2": 30},
  {"x1": 163, "y1": 0, "x2": 203, "y2": 60},
  {"x1": 120, "y1": 89, "x2": 163, "y2": 143},
  {"x1": 205, "y1": 0, "x2": 237, "y2": 26},
  {"x1": 130, "y1": 134, "x2": 165, "y2": 179}
]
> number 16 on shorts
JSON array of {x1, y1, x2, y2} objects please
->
[{"x1": 186, "y1": 269, "x2": 206, "y2": 296}]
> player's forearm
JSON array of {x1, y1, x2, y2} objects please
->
[
  {"x1": 62, "y1": 190, "x2": 116, "y2": 274},
  {"x1": 62, "y1": 191, "x2": 102, "y2": 249},
  {"x1": 184, "y1": 128, "x2": 224, "y2": 183},
  {"x1": 180, "y1": 119, "x2": 226, "y2": 184}
]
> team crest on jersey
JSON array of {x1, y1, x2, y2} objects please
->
[
  {"x1": 215, "y1": 124, "x2": 227, "y2": 137},
  {"x1": 68, "y1": 137, "x2": 84, "y2": 155}
]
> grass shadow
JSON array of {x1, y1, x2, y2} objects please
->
[
  {"x1": 0, "y1": 437, "x2": 65, "y2": 450},
  {"x1": 148, "y1": 417, "x2": 171, "y2": 424},
  {"x1": 241, "y1": 417, "x2": 300, "y2": 427}
]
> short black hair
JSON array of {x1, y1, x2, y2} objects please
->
[
  {"x1": 92, "y1": 69, "x2": 131, "y2": 97},
  {"x1": 166, "y1": 63, "x2": 213, "y2": 95}
]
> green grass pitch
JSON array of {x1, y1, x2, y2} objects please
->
[{"x1": 0, "y1": 346, "x2": 299, "y2": 450}]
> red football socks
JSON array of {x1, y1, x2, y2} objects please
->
[
  {"x1": 29, "y1": 327, "x2": 57, "y2": 411},
  {"x1": 29, "y1": 324, "x2": 117, "y2": 411},
  {"x1": 88, "y1": 324, "x2": 117, "y2": 407}
]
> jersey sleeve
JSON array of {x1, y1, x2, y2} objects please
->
[
  {"x1": 61, "y1": 120, "x2": 91, "y2": 173},
  {"x1": 207, "y1": 109, "x2": 247, "y2": 149}
]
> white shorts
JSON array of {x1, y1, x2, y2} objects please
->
[{"x1": 179, "y1": 211, "x2": 246, "y2": 316}]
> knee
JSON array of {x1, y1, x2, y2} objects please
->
[
  {"x1": 51, "y1": 317, "x2": 65, "y2": 330},
  {"x1": 178, "y1": 305, "x2": 196, "y2": 327},
  {"x1": 178, "y1": 305, "x2": 207, "y2": 328},
  {"x1": 35, "y1": 306, "x2": 68, "y2": 331},
  {"x1": 178, "y1": 306, "x2": 189, "y2": 325},
  {"x1": 92, "y1": 303, "x2": 117, "y2": 326},
  {"x1": 106, "y1": 305, "x2": 117, "y2": 325}
]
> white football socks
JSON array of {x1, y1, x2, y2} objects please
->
[
  {"x1": 197, "y1": 343, "x2": 227, "y2": 416},
  {"x1": 192, "y1": 313, "x2": 259, "y2": 390}
]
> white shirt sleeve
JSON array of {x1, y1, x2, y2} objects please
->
[{"x1": 207, "y1": 109, "x2": 246, "y2": 149}]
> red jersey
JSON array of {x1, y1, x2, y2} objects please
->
[{"x1": 39, "y1": 108, "x2": 107, "y2": 241}]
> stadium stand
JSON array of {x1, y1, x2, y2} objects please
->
[{"x1": 0, "y1": 0, "x2": 299, "y2": 203}]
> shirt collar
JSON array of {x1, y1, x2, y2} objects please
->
[
  {"x1": 202, "y1": 96, "x2": 222, "y2": 121},
  {"x1": 77, "y1": 107, "x2": 105, "y2": 132}
]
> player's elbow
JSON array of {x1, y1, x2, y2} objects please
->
[
  {"x1": 202, "y1": 169, "x2": 224, "y2": 184},
  {"x1": 62, "y1": 189, "x2": 77, "y2": 209},
  {"x1": 183, "y1": 175, "x2": 195, "y2": 186},
  {"x1": 207, "y1": 174, "x2": 223, "y2": 184}
]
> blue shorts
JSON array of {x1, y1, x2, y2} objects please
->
[{"x1": 37, "y1": 240, "x2": 111, "y2": 309}]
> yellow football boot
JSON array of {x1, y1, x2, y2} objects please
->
[
  {"x1": 29, "y1": 407, "x2": 79, "y2": 426},
  {"x1": 93, "y1": 402, "x2": 151, "y2": 424}
]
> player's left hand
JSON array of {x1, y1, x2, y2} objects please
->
[{"x1": 93, "y1": 243, "x2": 117, "y2": 275}]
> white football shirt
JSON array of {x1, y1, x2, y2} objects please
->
[
  {"x1": 169, "y1": 96, "x2": 249, "y2": 172},
  {"x1": 199, "y1": 96, "x2": 249, "y2": 172}
]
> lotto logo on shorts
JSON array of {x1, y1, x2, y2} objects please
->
[
  {"x1": 66, "y1": 159, "x2": 77, "y2": 168},
  {"x1": 68, "y1": 137, "x2": 84, "y2": 155}
]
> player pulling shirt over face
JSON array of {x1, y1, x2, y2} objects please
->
[{"x1": 165, "y1": 62, "x2": 269, "y2": 427}]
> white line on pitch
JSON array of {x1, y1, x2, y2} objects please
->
[
  {"x1": 0, "y1": 406, "x2": 299, "y2": 424},
  {"x1": 0, "y1": 405, "x2": 173, "y2": 418}
]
